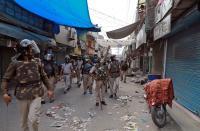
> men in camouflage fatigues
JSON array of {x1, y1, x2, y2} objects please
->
[
  {"x1": 90, "y1": 46, "x2": 110, "y2": 106},
  {"x1": 1, "y1": 39, "x2": 53, "y2": 131}
]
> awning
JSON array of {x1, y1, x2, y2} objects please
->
[
  {"x1": 106, "y1": 21, "x2": 140, "y2": 39},
  {"x1": 0, "y1": 22, "x2": 56, "y2": 46},
  {"x1": 15, "y1": 0, "x2": 96, "y2": 29}
]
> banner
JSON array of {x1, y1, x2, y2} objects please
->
[
  {"x1": 154, "y1": 14, "x2": 171, "y2": 40},
  {"x1": 155, "y1": 0, "x2": 173, "y2": 23}
]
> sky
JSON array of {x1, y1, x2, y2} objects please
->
[{"x1": 88, "y1": 0, "x2": 138, "y2": 39}]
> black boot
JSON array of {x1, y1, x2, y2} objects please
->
[
  {"x1": 101, "y1": 101, "x2": 107, "y2": 105},
  {"x1": 41, "y1": 100, "x2": 46, "y2": 104},
  {"x1": 96, "y1": 102, "x2": 99, "y2": 106},
  {"x1": 78, "y1": 83, "x2": 81, "y2": 88}
]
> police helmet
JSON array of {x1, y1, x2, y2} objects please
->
[{"x1": 18, "y1": 39, "x2": 40, "y2": 54}]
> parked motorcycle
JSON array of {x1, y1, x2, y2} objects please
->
[{"x1": 144, "y1": 79, "x2": 174, "y2": 128}]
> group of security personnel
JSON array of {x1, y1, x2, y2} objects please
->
[
  {"x1": 1, "y1": 40, "x2": 123, "y2": 131},
  {"x1": 80, "y1": 46, "x2": 121, "y2": 106}
]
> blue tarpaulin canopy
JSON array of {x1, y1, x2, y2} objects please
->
[{"x1": 15, "y1": 0, "x2": 97, "y2": 29}]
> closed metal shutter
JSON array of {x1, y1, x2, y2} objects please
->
[{"x1": 166, "y1": 23, "x2": 200, "y2": 116}]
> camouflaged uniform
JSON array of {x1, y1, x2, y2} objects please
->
[
  {"x1": 90, "y1": 64, "x2": 107, "y2": 103},
  {"x1": 1, "y1": 58, "x2": 52, "y2": 100},
  {"x1": 1, "y1": 58, "x2": 52, "y2": 131}
]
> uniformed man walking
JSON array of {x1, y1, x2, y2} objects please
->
[
  {"x1": 77, "y1": 57, "x2": 83, "y2": 87},
  {"x1": 108, "y1": 55, "x2": 120, "y2": 99},
  {"x1": 82, "y1": 57, "x2": 93, "y2": 95},
  {"x1": 1, "y1": 39, "x2": 53, "y2": 131},
  {"x1": 43, "y1": 52, "x2": 58, "y2": 103},
  {"x1": 90, "y1": 46, "x2": 110, "y2": 106},
  {"x1": 61, "y1": 55, "x2": 73, "y2": 94}
]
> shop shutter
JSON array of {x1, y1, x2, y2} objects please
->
[{"x1": 166, "y1": 23, "x2": 200, "y2": 116}]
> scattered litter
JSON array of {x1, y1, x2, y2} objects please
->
[
  {"x1": 46, "y1": 110, "x2": 56, "y2": 117},
  {"x1": 117, "y1": 95, "x2": 133, "y2": 106},
  {"x1": 120, "y1": 114, "x2": 135, "y2": 122},
  {"x1": 88, "y1": 112, "x2": 96, "y2": 118},
  {"x1": 46, "y1": 103, "x2": 91, "y2": 130},
  {"x1": 124, "y1": 122, "x2": 139, "y2": 131}
]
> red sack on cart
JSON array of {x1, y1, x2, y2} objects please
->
[{"x1": 144, "y1": 79, "x2": 174, "y2": 108}]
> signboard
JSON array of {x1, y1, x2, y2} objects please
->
[
  {"x1": 155, "y1": 0, "x2": 173, "y2": 24},
  {"x1": 136, "y1": 24, "x2": 146, "y2": 49},
  {"x1": 154, "y1": 14, "x2": 171, "y2": 40}
]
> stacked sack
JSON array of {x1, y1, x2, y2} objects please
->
[{"x1": 144, "y1": 79, "x2": 174, "y2": 108}]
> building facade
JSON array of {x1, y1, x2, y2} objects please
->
[{"x1": 0, "y1": 0, "x2": 56, "y2": 82}]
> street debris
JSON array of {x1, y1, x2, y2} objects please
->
[
  {"x1": 123, "y1": 121, "x2": 139, "y2": 131},
  {"x1": 117, "y1": 95, "x2": 133, "y2": 106},
  {"x1": 120, "y1": 114, "x2": 135, "y2": 122},
  {"x1": 120, "y1": 113, "x2": 139, "y2": 131},
  {"x1": 46, "y1": 103, "x2": 92, "y2": 130},
  {"x1": 88, "y1": 112, "x2": 96, "y2": 118}
]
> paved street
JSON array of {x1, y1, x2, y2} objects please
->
[{"x1": 0, "y1": 78, "x2": 182, "y2": 131}]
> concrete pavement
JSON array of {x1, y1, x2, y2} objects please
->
[{"x1": 0, "y1": 78, "x2": 182, "y2": 131}]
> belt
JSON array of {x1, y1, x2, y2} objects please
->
[{"x1": 18, "y1": 80, "x2": 40, "y2": 87}]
